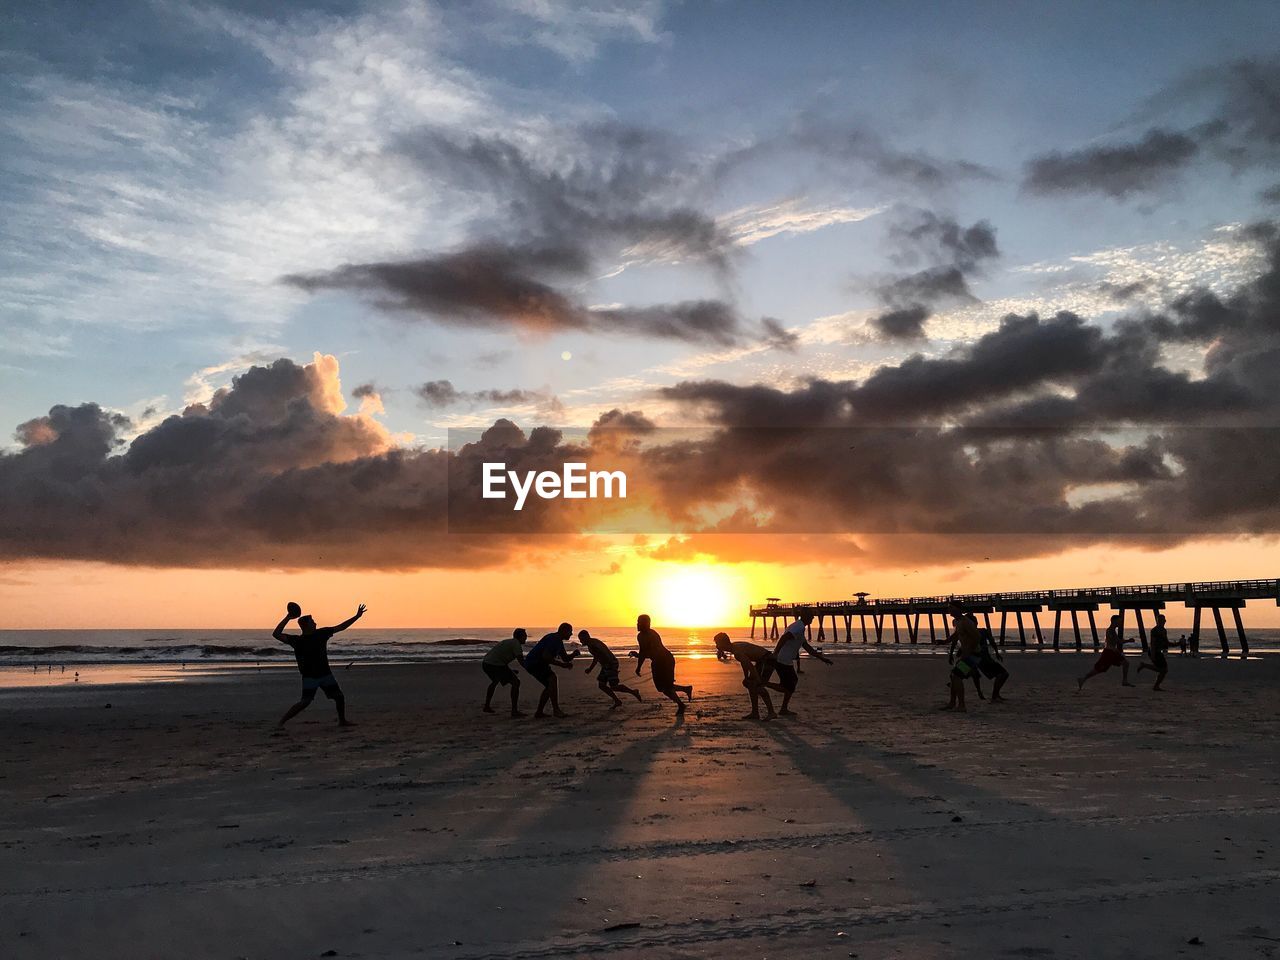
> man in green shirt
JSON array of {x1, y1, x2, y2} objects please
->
[{"x1": 482, "y1": 628, "x2": 528, "y2": 717}]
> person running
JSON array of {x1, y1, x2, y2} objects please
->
[
  {"x1": 714, "y1": 632, "x2": 777, "y2": 720},
  {"x1": 482, "y1": 628, "x2": 528, "y2": 716},
  {"x1": 580, "y1": 630, "x2": 642, "y2": 708},
  {"x1": 524, "y1": 622, "x2": 577, "y2": 718},
  {"x1": 1077, "y1": 614, "x2": 1135, "y2": 691},
  {"x1": 767, "y1": 612, "x2": 832, "y2": 717},
  {"x1": 1137, "y1": 613, "x2": 1170, "y2": 691},
  {"x1": 272, "y1": 602, "x2": 365, "y2": 727},
  {"x1": 634, "y1": 614, "x2": 693, "y2": 712},
  {"x1": 943, "y1": 603, "x2": 982, "y2": 712}
]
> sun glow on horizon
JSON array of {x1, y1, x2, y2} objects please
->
[{"x1": 645, "y1": 564, "x2": 743, "y2": 628}]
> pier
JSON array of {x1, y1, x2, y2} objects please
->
[{"x1": 748, "y1": 578, "x2": 1279, "y2": 657}]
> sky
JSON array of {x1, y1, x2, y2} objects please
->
[{"x1": 2, "y1": 0, "x2": 1280, "y2": 629}]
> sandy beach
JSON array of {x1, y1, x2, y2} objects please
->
[{"x1": 3, "y1": 653, "x2": 1279, "y2": 959}]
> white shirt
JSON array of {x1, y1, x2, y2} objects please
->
[{"x1": 776, "y1": 620, "x2": 807, "y2": 665}]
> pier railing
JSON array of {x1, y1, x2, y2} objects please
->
[{"x1": 748, "y1": 578, "x2": 1277, "y2": 657}]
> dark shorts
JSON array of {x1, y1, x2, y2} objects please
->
[
  {"x1": 596, "y1": 664, "x2": 620, "y2": 685},
  {"x1": 1147, "y1": 649, "x2": 1168, "y2": 672},
  {"x1": 651, "y1": 655, "x2": 676, "y2": 691},
  {"x1": 483, "y1": 663, "x2": 518, "y2": 686},
  {"x1": 760, "y1": 659, "x2": 798, "y2": 692},
  {"x1": 978, "y1": 654, "x2": 1008, "y2": 680},
  {"x1": 1094, "y1": 648, "x2": 1126, "y2": 671},
  {"x1": 951, "y1": 655, "x2": 981, "y2": 679},
  {"x1": 524, "y1": 659, "x2": 553, "y2": 686},
  {"x1": 300, "y1": 674, "x2": 342, "y2": 701}
]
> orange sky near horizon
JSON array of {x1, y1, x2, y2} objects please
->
[{"x1": 2, "y1": 536, "x2": 1277, "y2": 631}]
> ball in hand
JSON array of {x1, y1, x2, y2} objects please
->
[{"x1": 286, "y1": 601, "x2": 302, "y2": 618}]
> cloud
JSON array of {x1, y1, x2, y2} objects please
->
[
  {"x1": 642, "y1": 223, "x2": 1280, "y2": 560},
  {"x1": 0, "y1": 354, "x2": 611, "y2": 569},
  {"x1": 1024, "y1": 129, "x2": 1200, "y2": 198},
  {"x1": 416, "y1": 379, "x2": 555, "y2": 410},
  {"x1": 1022, "y1": 58, "x2": 1280, "y2": 198},
  {"x1": 867, "y1": 212, "x2": 1000, "y2": 341}
]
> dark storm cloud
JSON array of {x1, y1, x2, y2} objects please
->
[
  {"x1": 11, "y1": 230, "x2": 1280, "y2": 571},
  {"x1": 416, "y1": 379, "x2": 550, "y2": 409},
  {"x1": 1024, "y1": 129, "x2": 1200, "y2": 198},
  {"x1": 868, "y1": 212, "x2": 1000, "y2": 341},
  {"x1": 869, "y1": 305, "x2": 930, "y2": 341},
  {"x1": 289, "y1": 117, "x2": 993, "y2": 348},
  {"x1": 0, "y1": 356, "x2": 619, "y2": 569},
  {"x1": 1023, "y1": 58, "x2": 1280, "y2": 198},
  {"x1": 644, "y1": 223, "x2": 1280, "y2": 558}
]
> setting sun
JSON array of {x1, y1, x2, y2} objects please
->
[{"x1": 646, "y1": 565, "x2": 743, "y2": 627}]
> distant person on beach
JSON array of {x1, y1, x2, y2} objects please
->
[
  {"x1": 1178, "y1": 633, "x2": 1188, "y2": 655},
  {"x1": 272, "y1": 602, "x2": 365, "y2": 727},
  {"x1": 580, "y1": 630, "x2": 642, "y2": 708},
  {"x1": 767, "y1": 612, "x2": 832, "y2": 717},
  {"x1": 1137, "y1": 614, "x2": 1170, "y2": 691},
  {"x1": 524, "y1": 623, "x2": 578, "y2": 718},
  {"x1": 482, "y1": 628, "x2": 528, "y2": 716},
  {"x1": 634, "y1": 614, "x2": 693, "y2": 712},
  {"x1": 1077, "y1": 614, "x2": 1135, "y2": 691},
  {"x1": 714, "y1": 632, "x2": 777, "y2": 720},
  {"x1": 975, "y1": 625, "x2": 1009, "y2": 702},
  {"x1": 943, "y1": 602, "x2": 982, "y2": 712}
]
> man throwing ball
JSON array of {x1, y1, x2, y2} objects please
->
[{"x1": 273, "y1": 601, "x2": 365, "y2": 727}]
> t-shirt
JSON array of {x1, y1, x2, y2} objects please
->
[
  {"x1": 526, "y1": 632, "x2": 569, "y2": 668},
  {"x1": 285, "y1": 628, "x2": 335, "y2": 678},
  {"x1": 776, "y1": 620, "x2": 808, "y2": 665},
  {"x1": 483, "y1": 636, "x2": 524, "y2": 667},
  {"x1": 583, "y1": 636, "x2": 618, "y2": 671}
]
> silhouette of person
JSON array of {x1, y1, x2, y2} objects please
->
[
  {"x1": 482, "y1": 628, "x2": 527, "y2": 716},
  {"x1": 1137, "y1": 613, "x2": 1170, "y2": 690},
  {"x1": 714, "y1": 632, "x2": 777, "y2": 720},
  {"x1": 633, "y1": 614, "x2": 692, "y2": 712},
  {"x1": 767, "y1": 612, "x2": 832, "y2": 716},
  {"x1": 1077, "y1": 614, "x2": 1135, "y2": 691},
  {"x1": 579, "y1": 630, "x2": 642, "y2": 708},
  {"x1": 524, "y1": 622, "x2": 577, "y2": 718},
  {"x1": 273, "y1": 603, "x2": 365, "y2": 727},
  {"x1": 943, "y1": 603, "x2": 982, "y2": 712}
]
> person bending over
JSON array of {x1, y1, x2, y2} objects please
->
[
  {"x1": 634, "y1": 614, "x2": 693, "y2": 712},
  {"x1": 714, "y1": 632, "x2": 777, "y2": 720},
  {"x1": 482, "y1": 628, "x2": 528, "y2": 716},
  {"x1": 524, "y1": 622, "x2": 577, "y2": 719},
  {"x1": 273, "y1": 603, "x2": 365, "y2": 727},
  {"x1": 580, "y1": 630, "x2": 642, "y2": 708}
]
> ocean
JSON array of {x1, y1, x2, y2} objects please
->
[{"x1": 3, "y1": 624, "x2": 1278, "y2": 668}]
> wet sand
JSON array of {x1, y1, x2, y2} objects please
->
[{"x1": 2, "y1": 654, "x2": 1279, "y2": 959}]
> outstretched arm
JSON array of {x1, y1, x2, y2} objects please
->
[
  {"x1": 272, "y1": 615, "x2": 294, "y2": 643},
  {"x1": 801, "y1": 638, "x2": 832, "y2": 665},
  {"x1": 329, "y1": 603, "x2": 367, "y2": 633},
  {"x1": 584, "y1": 653, "x2": 598, "y2": 674}
]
